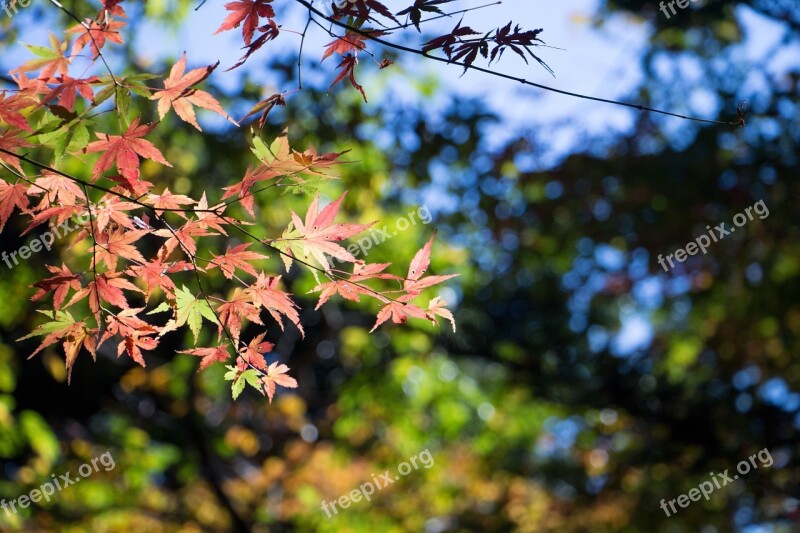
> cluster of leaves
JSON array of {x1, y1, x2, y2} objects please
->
[
  {"x1": 0, "y1": 0, "x2": 457, "y2": 401},
  {"x1": 219, "y1": 0, "x2": 552, "y2": 107}
]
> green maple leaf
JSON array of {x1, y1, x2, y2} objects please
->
[{"x1": 175, "y1": 285, "x2": 218, "y2": 343}]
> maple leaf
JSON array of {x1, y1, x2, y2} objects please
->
[
  {"x1": 92, "y1": 197, "x2": 140, "y2": 232},
  {"x1": 228, "y1": 19, "x2": 281, "y2": 70},
  {"x1": 0, "y1": 129, "x2": 32, "y2": 173},
  {"x1": 68, "y1": 272, "x2": 143, "y2": 318},
  {"x1": 217, "y1": 288, "x2": 264, "y2": 344},
  {"x1": 18, "y1": 310, "x2": 96, "y2": 384},
  {"x1": 150, "y1": 54, "x2": 237, "y2": 131},
  {"x1": 97, "y1": 0, "x2": 127, "y2": 20},
  {"x1": 125, "y1": 259, "x2": 188, "y2": 300},
  {"x1": 172, "y1": 285, "x2": 219, "y2": 343},
  {"x1": 245, "y1": 274, "x2": 304, "y2": 336},
  {"x1": 102, "y1": 308, "x2": 161, "y2": 367},
  {"x1": 330, "y1": 55, "x2": 367, "y2": 102},
  {"x1": 311, "y1": 280, "x2": 367, "y2": 309},
  {"x1": 240, "y1": 93, "x2": 285, "y2": 130},
  {"x1": 422, "y1": 19, "x2": 480, "y2": 56},
  {"x1": 370, "y1": 294, "x2": 428, "y2": 332},
  {"x1": 117, "y1": 333, "x2": 157, "y2": 367},
  {"x1": 0, "y1": 180, "x2": 30, "y2": 233},
  {"x1": 146, "y1": 187, "x2": 195, "y2": 218},
  {"x1": 261, "y1": 362, "x2": 298, "y2": 403},
  {"x1": 12, "y1": 72, "x2": 51, "y2": 97},
  {"x1": 20, "y1": 204, "x2": 85, "y2": 237},
  {"x1": 403, "y1": 232, "x2": 458, "y2": 294},
  {"x1": 208, "y1": 243, "x2": 268, "y2": 279},
  {"x1": 426, "y1": 296, "x2": 456, "y2": 332},
  {"x1": 42, "y1": 75, "x2": 98, "y2": 112},
  {"x1": 396, "y1": 0, "x2": 453, "y2": 31},
  {"x1": 350, "y1": 261, "x2": 402, "y2": 282},
  {"x1": 153, "y1": 219, "x2": 213, "y2": 260},
  {"x1": 214, "y1": 0, "x2": 275, "y2": 46},
  {"x1": 332, "y1": 0, "x2": 398, "y2": 24},
  {"x1": 322, "y1": 30, "x2": 384, "y2": 61},
  {"x1": 488, "y1": 23, "x2": 550, "y2": 71},
  {"x1": 94, "y1": 228, "x2": 147, "y2": 270},
  {"x1": 194, "y1": 193, "x2": 232, "y2": 235},
  {"x1": 12, "y1": 33, "x2": 71, "y2": 79},
  {"x1": 67, "y1": 19, "x2": 126, "y2": 59},
  {"x1": 0, "y1": 93, "x2": 35, "y2": 132},
  {"x1": 179, "y1": 344, "x2": 231, "y2": 370},
  {"x1": 29, "y1": 170, "x2": 84, "y2": 206},
  {"x1": 237, "y1": 332, "x2": 274, "y2": 371},
  {"x1": 84, "y1": 118, "x2": 172, "y2": 182},
  {"x1": 224, "y1": 364, "x2": 262, "y2": 400},
  {"x1": 31, "y1": 264, "x2": 82, "y2": 310},
  {"x1": 220, "y1": 164, "x2": 280, "y2": 218},
  {"x1": 311, "y1": 263, "x2": 400, "y2": 309},
  {"x1": 277, "y1": 192, "x2": 374, "y2": 272}
]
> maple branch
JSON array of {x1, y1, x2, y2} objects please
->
[
  {"x1": 0, "y1": 148, "x2": 219, "y2": 214},
  {"x1": 48, "y1": 0, "x2": 122, "y2": 87},
  {"x1": 217, "y1": 216, "x2": 414, "y2": 308},
  {"x1": 296, "y1": 0, "x2": 741, "y2": 126},
  {"x1": 81, "y1": 182, "x2": 103, "y2": 327},
  {"x1": 298, "y1": 9, "x2": 313, "y2": 90}
]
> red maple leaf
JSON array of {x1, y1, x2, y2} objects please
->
[
  {"x1": 0, "y1": 93, "x2": 35, "y2": 132},
  {"x1": 0, "y1": 180, "x2": 30, "y2": 233},
  {"x1": 68, "y1": 272, "x2": 143, "y2": 318},
  {"x1": 217, "y1": 288, "x2": 264, "y2": 344},
  {"x1": 322, "y1": 30, "x2": 384, "y2": 61},
  {"x1": 245, "y1": 273, "x2": 303, "y2": 336},
  {"x1": 84, "y1": 118, "x2": 172, "y2": 182},
  {"x1": 208, "y1": 243, "x2": 268, "y2": 279},
  {"x1": 261, "y1": 361, "x2": 298, "y2": 403},
  {"x1": 214, "y1": 0, "x2": 275, "y2": 46},
  {"x1": 67, "y1": 19, "x2": 126, "y2": 59},
  {"x1": 146, "y1": 187, "x2": 196, "y2": 218},
  {"x1": 179, "y1": 344, "x2": 231, "y2": 370},
  {"x1": 220, "y1": 165, "x2": 280, "y2": 218},
  {"x1": 42, "y1": 75, "x2": 98, "y2": 112},
  {"x1": 30, "y1": 170, "x2": 84, "y2": 206},
  {"x1": 237, "y1": 332, "x2": 274, "y2": 371},
  {"x1": 403, "y1": 232, "x2": 458, "y2": 294},
  {"x1": 0, "y1": 129, "x2": 32, "y2": 173},
  {"x1": 370, "y1": 294, "x2": 427, "y2": 332},
  {"x1": 125, "y1": 259, "x2": 189, "y2": 300},
  {"x1": 102, "y1": 308, "x2": 160, "y2": 367},
  {"x1": 329, "y1": 55, "x2": 367, "y2": 102},
  {"x1": 150, "y1": 54, "x2": 236, "y2": 131},
  {"x1": 31, "y1": 264, "x2": 82, "y2": 310},
  {"x1": 94, "y1": 228, "x2": 147, "y2": 270}
]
